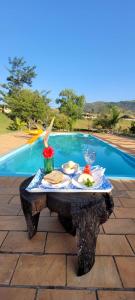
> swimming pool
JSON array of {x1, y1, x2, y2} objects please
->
[{"x1": 0, "y1": 133, "x2": 135, "y2": 178}]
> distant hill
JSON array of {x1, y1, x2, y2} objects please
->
[{"x1": 85, "y1": 100, "x2": 135, "y2": 113}]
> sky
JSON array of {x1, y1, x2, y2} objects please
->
[{"x1": 0, "y1": 0, "x2": 135, "y2": 106}]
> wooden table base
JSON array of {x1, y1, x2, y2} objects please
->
[{"x1": 20, "y1": 177, "x2": 114, "y2": 276}]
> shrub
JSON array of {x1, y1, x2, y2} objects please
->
[
  {"x1": 9, "y1": 117, "x2": 27, "y2": 130},
  {"x1": 53, "y1": 113, "x2": 70, "y2": 131},
  {"x1": 129, "y1": 121, "x2": 135, "y2": 134}
]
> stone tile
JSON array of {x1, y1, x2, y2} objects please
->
[
  {"x1": 0, "y1": 231, "x2": 7, "y2": 246},
  {"x1": 98, "y1": 290, "x2": 135, "y2": 300},
  {"x1": 0, "y1": 254, "x2": 19, "y2": 284},
  {"x1": 45, "y1": 233, "x2": 76, "y2": 253},
  {"x1": 18, "y1": 209, "x2": 23, "y2": 215},
  {"x1": 38, "y1": 217, "x2": 65, "y2": 232},
  {"x1": 126, "y1": 235, "x2": 135, "y2": 252},
  {"x1": 12, "y1": 177, "x2": 27, "y2": 187},
  {"x1": 19, "y1": 207, "x2": 51, "y2": 216},
  {"x1": 9, "y1": 195, "x2": 20, "y2": 205},
  {"x1": 112, "y1": 190, "x2": 118, "y2": 197},
  {"x1": 1, "y1": 232, "x2": 46, "y2": 253},
  {"x1": 121, "y1": 179, "x2": 135, "y2": 186},
  {"x1": 0, "y1": 177, "x2": 17, "y2": 187},
  {"x1": 112, "y1": 190, "x2": 129, "y2": 198},
  {"x1": 51, "y1": 212, "x2": 58, "y2": 216},
  {"x1": 113, "y1": 197, "x2": 122, "y2": 207},
  {"x1": 0, "y1": 194, "x2": 13, "y2": 203},
  {"x1": 67, "y1": 256, "x2": 122, "y2": 288},
  {"x1": 40, "y1": 208, "x2": 50, "y2": 216},
  {"x1": 114, "y1": 207, "x2": 135, "y2": 218},
  {"x1": 37, "y1": 289, "x2": 96, "y2": 300},
  {"x1": 0, "y1": 216, "x2": 26, "y2": 230},
  {"x1": 0, "y1": 187, "x2": 19, "y2": 195},
  {"x1": 103, "y1": 219, "x2": 135, "y2": 234},
  {"x1": 0, "y1": 132, "x2": 28, "y2": 156},
  {"x1": 119, "y1": 197, "x2": 135, "y2": 207},
  {"x1": 0, "y1": 287, "x2": 36, "y2": 300},
  {"x1": 96, "y1": 235, "x2": 133, "y2": 255},
  {"x1": 11, "y1": 254, "x2": 66, "y2": 286},
  {"x1": 110, "y1": 212, "x2": 115, "y2": 218},
  {"x1": 115, "y1": 257, "x2": 135, "y2": 287},
  {"x1": 124, "y1": 180, "x2": 135, "y2": 190},
  {"x1": 127, "y1": 191, "x2": 135, "y2": 199},
  {"x1": 0, "y1": 203, "x2": 21, "y2": 215},
  {"x1": 111, "y1": 181, "x2": 127, "y2": 191},
  {"x1": 99, "y1": 226, "x2": 104, "y2": 233}
]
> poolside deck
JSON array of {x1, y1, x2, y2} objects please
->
[
  {"x1": 93, "y1": 133, "x2": 135, "y2": 155},
  {"x1": 0, "y1": 132, "x2": 135, "y2": 298},
  {"x1": 0, "y1": 132, "x2": 29, "y2": 156},
  {"x1": 0, "y1": 131, "x2": 135, "y2": 157},
  {"x1": 0, "y1": 176, "x2": 135, "y2": 299}
]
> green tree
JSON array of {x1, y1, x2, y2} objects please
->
[
  {"x1": 6, "y1": 89, "x2": 50, "y2": 125},
  {"x1": 56, "y1": 89, "x2": 85, "y2": 129},
  {"x1": 94, "y1": 106, "x2": 121, "y2": 129},
  {"x1": 0, "y1": 57, "x2": 36, "y2": 95}
]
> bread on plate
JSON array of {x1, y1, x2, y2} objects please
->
[{"x1": 44, "y1": 170, "x2": 64, "y2": 184}]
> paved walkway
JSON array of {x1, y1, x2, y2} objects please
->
[
  {"x1": 93, "y1": 133, "x2": 135, "y2": 155},
  {"x1": 0, "y1": 132, "x2": 29, "y2": 156},
  {"x1": 0, "y1": 176, "x2": 135, "y2": 299}
]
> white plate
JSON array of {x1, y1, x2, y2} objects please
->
[
  {"x1": 41, "y1": 174, "x2": 71, "y2": 189},
  {"x1": 72, "y1": 169, "x2": 104, "y2": 190}
]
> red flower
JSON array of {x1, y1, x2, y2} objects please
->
[{"x1": 43, "y1": 146, "x2": 54, "y2": 159}]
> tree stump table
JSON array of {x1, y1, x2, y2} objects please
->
[{"x1": 20, "y1": 176, "x2": 114, "y2": 276}]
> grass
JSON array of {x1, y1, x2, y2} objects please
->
[
  {"x1": 73, "y1": 119, "x2": 92, "y2": 130},
  {"x1": 0, "y1": 112, "x2": 12, "y2": 134},
  {"x1": 73, "y1": 118, "x2": 132, "y2": 131},
  {"x1": 0, "y1": 113, "x2": 133, "y2": 134}
]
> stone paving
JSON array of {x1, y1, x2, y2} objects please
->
[
  {"x1": 93, "y1": 133, "x2": 135, "y2": 155},
  {"x1": 0, "y1": 177, "x2": 135, "y2": 299},
  {"x1": 0, "y1": 132, "x2": 29, "y2": 156}
]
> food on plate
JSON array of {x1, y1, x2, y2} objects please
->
[
  {"x1": 64, "y1": 161, "x2": 77, "y2": 170},
  {"x1": 78, "y1": 173, "x2": 94, "y2": 187},
  {"x1": 84, "y1": 178, "x2": 94, "y2": 187},
  {"x1": 44, "y1": 170, "x2": 64, "y2": 184},
  {"x1": 68, "y1": 161, "x2": 76, "y2": 169},
  {"x1": 83, "y1": 164, "x2": 92, "y2": 175},
  {"x1": 62, "y1": 161, "x2": 79, "y2": 174}
]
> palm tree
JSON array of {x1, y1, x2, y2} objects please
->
[{"x1": 94, "y1": 106, "x2": 122, "y2": 130}]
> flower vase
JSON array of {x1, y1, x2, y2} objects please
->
[{"x1": 44, "y1": 157, "x2": 54, "y2": 174}]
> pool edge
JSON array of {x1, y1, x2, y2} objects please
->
[{"x1": 0, "y1": 132, "x2": 135, "y2": 179}]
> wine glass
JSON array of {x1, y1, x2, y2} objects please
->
[{"x1": 83, "y1": 148, "x2": 96, "y2": 166}]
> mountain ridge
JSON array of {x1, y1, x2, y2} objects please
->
[{"x1": 85, "y1": 100, "x2": 135, "y2": 113}]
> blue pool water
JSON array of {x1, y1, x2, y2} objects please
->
[{"x1": 0, "y1": 133, "x2": 135, "y2": 178}]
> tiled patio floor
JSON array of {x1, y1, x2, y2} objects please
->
[
  {"x1": 93, "y1": 133, "x2": 135, "y2": 155},
  {"x1": 0, "y1": 177, "x2": 135, "y2": 299}
]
